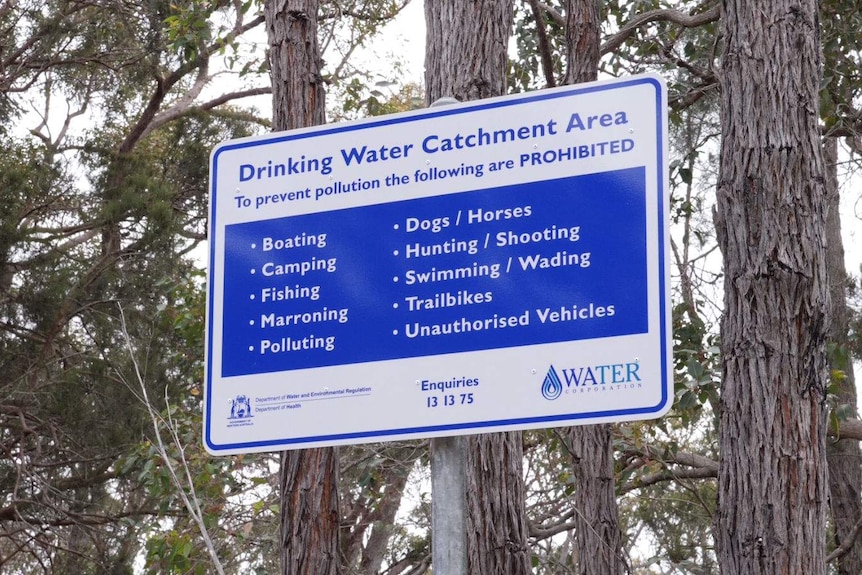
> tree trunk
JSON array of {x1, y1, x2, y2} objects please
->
[
  {"x1": 279, "y1": 448, "x2": 340, "y2": 575},
  {"x1": 563, "y1": 2, "x2": 625, "y2": 574},
  {"x1": 265, "y1": 2, "x2": 339, "y2": 574},
  {"x1": 465, "y1": 435, "x2": 532, "y2": 574},
  {"x1": 713, "y1": 1, "x2": 830, "y2": 573},
  {"x1": 424, "y1": 2, "x2": 531, "y2": 574},
  {"x1": 563, "y1": 0, "x2": 599, "y2": 86},
  {"x1": 267, "y1": 0, "x2": 325, "y2": 130},
  {"x1": 824, "y1": 136, "x2": 862, "y2": 574},
  {"x1": 565, "y1": 425, "x2": 626, "y2": 574},
  {"x1": 424, "y1": 0, "x2": 514, "y2": 105}
]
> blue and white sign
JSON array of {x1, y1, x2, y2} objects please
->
[{"x1": 205, "y1": 74, "x2": 671, "y2": 455}]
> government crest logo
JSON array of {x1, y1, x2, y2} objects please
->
[{"x1": 229, "y1": 395, "x2": 253, "y2": 420}]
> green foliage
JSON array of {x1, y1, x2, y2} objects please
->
[
  {"x1": 819, "y1": 0, "x2": 862, "y2": 133},
  {"x1": 337, "y1": 78, "x2": 425, "y2": 120},
  {"x1": 339, "y1": 441, "x2": 428, "y2": 573},
  {"x1": 163, "y1": 1, "x2": 214, "y2": 60},
  {"x1": 625, "y1": 478, "x2": 718, "y2": 573},
  {"x1": 319, "y1": 1, "x2": 415, "y2": 120},
  {"x1": 672, "y1": 302, "x2": 720, "y2": 426},
  {"x1": 0, "y1": 0, "x2": 267, "y2": 565},
  {"x1": 508, "y1": 0, "x2": 566, "y2": 92}
]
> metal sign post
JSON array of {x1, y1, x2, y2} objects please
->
[
  {"x1": 431, "y1": 435, "x2": 468, "y2": 574},
  {"x1": 427, "y1": 96, "x2": 468, "y2": 575}
]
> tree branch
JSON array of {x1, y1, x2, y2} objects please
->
[
  {"x1": 827, "y1": 514, "x2": 862, "y2": 564},
  {"x1": 617, "y1": 444, "x2": 719, "y2": 493},
  {"x1": 320, "y1": 0, "x2": 411, "y2": 23},
  {"x1": 535, "y1": 1, "x2": 564, "y2": 27},
  {"x1": 832, "y1": 419, "x2": 862, "y2": 441},
  {"x1": 141, "y1": 83, "x2": 271, "y2": 139},
  {"x1": 529, "y1": 510, "x2": 577, "y2": 539},
  {"x1": 620, "y1": 466, "x2": 717, "y2": 494},
  {"x1": 114, "y1": 305, "x2": 227, "y2": 575},
  {"x1": 612, "y1": 422, "x2": 862, "y2": 496},
  {"x1": 600, "y1": 3, "x2": 720, "y2": 57},
  {"x1": 120, "y1": 13, "x2": 266, "y2": 153},
  {"x1": 526, "y1": 0, "x2": 556, "y2": 87}
]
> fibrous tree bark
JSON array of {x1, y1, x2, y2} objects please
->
[
  {"x1": 267, "y1": 0, "x2": 326, "y2": 131},
  {"x1": 424, "y1": 2, "x2": 531, "y2": 574},
  {"x1": 824, "y1": 136, "x2": 862, "y2": 574},
  {"x1": 265, "y1": 2, "x2": 339, "y2": 574},
  {"x1": 424, "y1": 0, "x2": 514, "y2": 105},
  {"x1": 465, "y1": 433, "x2": 532, "y2": 574},
  {"x1": 564, "y1": 0, "x2": 600, "y2": 86},
  {"x1": 562, "y1": 2, "x2": 626, "y2": 574},
  {"x1": 278, "y1": 447, "x2": 340, "y2": 575},
  {"x1": 714, "y1": 0, "x2": 830, "y2": 573}
]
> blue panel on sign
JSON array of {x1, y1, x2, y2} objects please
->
[{"x1": 221, "y1": 167, "x2": 647, "y2": 377}]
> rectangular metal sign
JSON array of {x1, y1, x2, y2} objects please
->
[{"x1": 205, "y1": 74, "x2": 671, "y2": 454}]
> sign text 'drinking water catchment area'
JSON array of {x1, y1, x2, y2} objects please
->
[{"x1": 205, "y1": 74, "x2": 671, "y2": 454}]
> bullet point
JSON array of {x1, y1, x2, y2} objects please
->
[
  {"x1": 250, "y1": 269, "x2": 256, "y2": 274},
  {"x1": 393, "y1": 224, "x2": 399, "y2": 230},
  {"x1": 250, "y1": 294, "x2": 255, "y2": 300},
  {"x1": 393, "y1": 276, "x2": 399, "y2": 282},
  {"x1": 392, "y1": 329, "x2": 398, "y2": 335},
  {"x1": 392, "y1": 302, "x2": 398, "y2": 309},
  {"x1": 248, "y1": 346, "x2": 254, "y2": 352},
  {"x1": 393, "y1": 250, "x2": 399, "y2": 256},
  {"x1": 249, "y1": 320, "x2": 254, "y2": 326},
  {"x1": 251, "y1": 243, "x2": 256, "y2": 249}
]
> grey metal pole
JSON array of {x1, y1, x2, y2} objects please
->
[
  {"x1": 428, "y1": 96, "x2": 467, "y2": 575},
  {"x1": 430, "y1": 436, "x2": 468, "y2": 575}
]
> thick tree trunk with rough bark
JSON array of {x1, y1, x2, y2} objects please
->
[
  {"x1": 278, "y1": 448, "x2": 340, "y2": 575},
  {"x1": 563, "y1": 2, "x2": 625, "y2": 574},
  {"x1": 265, "y1": 2, "x2": 339, "y2": 574},
  {"x1": 563, "y1": 0, "x2": 599, "y2": 86},
  {"x1": 424, "y1": 2, "x2": 530, "y2": 574},
  {"x1": 424, "y1": 0, "x2": 513, "y2": 105},
  {"x1": 824, "y1": 136, "x2": 862, "y2": 574},
  {"x1": 714, "y1": 1, "x2": 830, "y2": 573},
  {"x1": 565, "y1": 425, "x2": 626, "y2": 574},
  {"x1": 267, "y1": 0, "x2": 325, "y2": 130},
  {"x1": 466, "y1": 434, "x2": 532, "y2": 574}
]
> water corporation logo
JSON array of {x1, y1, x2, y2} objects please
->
[
  {"x1": 542, "y1": 366, "x2": 564, "y2": 400},
  {"x1": 227, "y1": 395, "x2": 254, "y2": 427},
  {"x1": 541, "y1": 361, "x2": 643, "y2": 400}
]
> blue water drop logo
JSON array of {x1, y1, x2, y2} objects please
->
[{"x1": 542, "y1": 366, "x2": 563, "y2": 400}]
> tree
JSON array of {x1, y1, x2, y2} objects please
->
[
  {"x1": 713, "y1": 0, "x2": 830, "y2": 573},
  {"x1": 0, "y1": 0, "x2": 268, "y2": 570},
  {"x1": 263, "y1": 2, "x2": 340, "y2": 574},
  {"x1": 424, "y1": 1, "x2": 531, "y2": 574},
  {"x1": 562, "y1": 1, "x2": 626, "y2": 574},
  {"x1": 339, "y1": 442, "x2": 428, "y2": 575},
  {"x1": 819, "y1": 2, "x2": 862, "y2": 570},
  {"x1": 823, "y1": 134, "x2": 862, "y2": 574}
]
